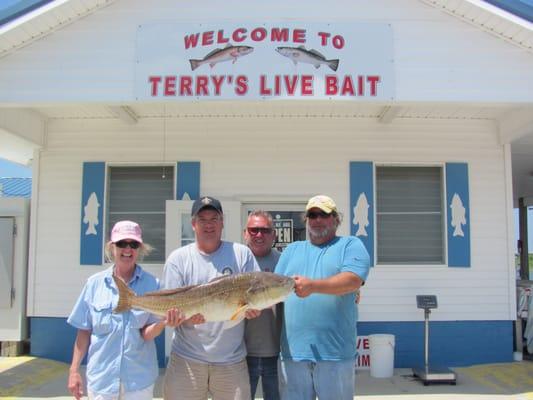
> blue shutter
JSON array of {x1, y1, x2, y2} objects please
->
[
  {"x1": 350, "y1": 161, "x2": 374, "y2": 266},
  {"x1": 80, "y1": 162, "x2": 105, "y2": 265},
  {"x1": 446, "y1": 163, "x2": 471, "y2": 267},
  {"x1": 176, "y1": 162, "x2": 200, "y2": 200}
]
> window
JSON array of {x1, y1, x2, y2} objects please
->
[
  {"x1": 107, "y1": 166, "x2": 174, "y2": 263},
  {"x1": 376, "y1": 166, "x2": 445, "y2": 264}
]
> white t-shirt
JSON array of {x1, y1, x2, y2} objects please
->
[{"x1": 162, "y1": 241, "x2": 260, "y2": 364}]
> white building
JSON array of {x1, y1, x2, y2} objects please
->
[{"x1": 1, "y1": 0, "x2": 533, "y2": 367}]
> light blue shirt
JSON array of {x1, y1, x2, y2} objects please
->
[
  {"x1": 275, "y1": 236, "x2": 370, "y2": 362},
  {"x1": 162, "y1": 241, "x2": 260, "y2": 364},
  {"x1": 67, "y1": 265, "x2": 160, "y2": 395}
]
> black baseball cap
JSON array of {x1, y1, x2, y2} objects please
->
[{"x1": 191, "y1": 196, "x2": 223, "y2": 216}]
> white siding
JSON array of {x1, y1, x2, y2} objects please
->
[
  {"x1": 28, "y1": 116, "x2": 514, "y2": 323},
  {"x1": 0, "y1": 0, "x2": 532, "y2": 104}
]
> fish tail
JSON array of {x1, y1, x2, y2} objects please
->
[
  {"x1": 189, "y1": 59, "x2": 201, "y2": 71},
  {"x1": 113, "y1": 275, "x2": 135, "y2": 313},
  {"x1": 328, "y1": 59, "x2": 339, "y2": 72}
]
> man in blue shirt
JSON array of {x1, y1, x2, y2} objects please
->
[{"x1": 275, "y1": 195, "x2": 370, "y2": 400}]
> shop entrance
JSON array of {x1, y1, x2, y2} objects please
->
[{"x1": 242, "y1": 203, "x2": 306, "y2": 252}]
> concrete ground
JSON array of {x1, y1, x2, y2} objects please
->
[{"x1": 1, "y1": 356, "x2": 532, "y2": 399}]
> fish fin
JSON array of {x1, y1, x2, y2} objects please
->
[
  {"x1": 308, "y1": 49, "x2": 326, "y2": 59},
  {"x1": 189, "y1": 59, "x2": 201, "y2": 71},
  {"x1": 230, "y1": 304, "x2": 249, "y2": 321},
  {"x1": 223, "y1": 317, "x2": 244, "y2": 330},
  {"x1": 297, "y1": 45, "x2": 306, "y2": 50},
  {"x1": 314, "y1": 64, "x2": 320, "y2": 69},
  {"x1": 209, "y1": 63, "x2": 216, "y2": 68},
  {"x1": 112, "y1": 275, "x2": 135, "y2": 313},
  {"x1": 328, "y1": 59, "x2": 339, "y2": 72}
]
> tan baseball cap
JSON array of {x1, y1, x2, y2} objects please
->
[{"x1": 305, "y1": 195, "x2": 338, "y2": 214}]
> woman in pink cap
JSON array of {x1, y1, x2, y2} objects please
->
[{"x1": 67, "y1": 220, "x2": 184, "y2": 400}]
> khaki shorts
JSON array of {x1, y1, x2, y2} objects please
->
[{"x1": 163, "y1": 353, "x2": 250, "y2": 400}]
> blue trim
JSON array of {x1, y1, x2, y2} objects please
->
[
  {"x1": 358, "y1": 320, "x2": 513, "y2": 367},
  {"x1": 30, "y1": 317, "x2": 510, "y2": 368},
  {"x1": 30, "y1": 317, "x2": 166, "y2": 368},
  {"x1": 0, "y1": 0, "x2": 55, "y2": 27},
  {"x1": 176, "y1": 162, "x2": 200, "y2": 200},
  {"x1": 446, "y1": 163, "x2": 471, "y2": 267},
  {"x1": 483, "y1": 0, "x2": 533, "y2": 23},
  {"x1": 80, "y1": 162, "x2": 105, "y2": 265},
  {"x1": 350, "y1": 162, "x2": 374, "y2": 266}
]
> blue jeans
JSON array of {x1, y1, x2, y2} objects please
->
[
  {"x1": 246, "y1": 356, "x2": 280, "y2": 400},
  {"x1": 278, "y1": 359, "x2": 355, "y2": 400}
]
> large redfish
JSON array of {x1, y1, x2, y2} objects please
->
[{"x1": 113, "y1": 271, "x2": 294, "y2": 324}]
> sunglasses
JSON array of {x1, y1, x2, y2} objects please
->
[
  {"x1": 306, "y1": 211, "x2": 332, "y2": 219},
  {"x1": 247, "y1": 227, "x2": 273, "y2": 236},
  {"x1": 114, "y1": 240, "x2": 141, "y2": 249}
]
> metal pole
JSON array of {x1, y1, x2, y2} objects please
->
[
  {"x1": 424, "y1": 309, "x2": 430, "y2": 371},
  {"x1": 519, "y1": 197, "x2": 529, "y2": 280}
]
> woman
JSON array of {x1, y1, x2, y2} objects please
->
[{"x1": 67, "y1": 220, "x2": 184, "y2": 400}]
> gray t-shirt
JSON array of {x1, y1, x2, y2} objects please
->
[
  {"x1": 162, "y1": 241, "x2": 260, "y2": 364},
  {"x1": 244, "y1": 248, "x2": 282, "y2": 357}
]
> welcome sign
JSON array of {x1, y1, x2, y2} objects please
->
[{"x1": 135, "y1": 22, "x2": 394, "y2": 100}]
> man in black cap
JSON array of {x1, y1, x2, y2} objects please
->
[{"x1": 162, "y1": 196, "x2": 261, "y2": 400}]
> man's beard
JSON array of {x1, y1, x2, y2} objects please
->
[{"x1": 307, "y1": 224, "x2": 336, "y2": 240}]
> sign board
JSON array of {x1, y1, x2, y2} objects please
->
[
  {"x1": 416, "y1": 295, "x2": 438, "y2": 309},
  {"x1": 273, "y1": 218, "x2": 293, "y2": 251},
  {"x1": 356, "y1": 335, "x2": 370, "y2": 370},
  {"x1": 135, "y1": 22, "x2": 394, "y2": 101}
]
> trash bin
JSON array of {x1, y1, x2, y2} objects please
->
[{"x1": 369, "y1": 334, "x2": 395, "y2": 378}]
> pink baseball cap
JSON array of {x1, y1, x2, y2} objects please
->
[{"x1": 110, "y1": 220, "x2": 143, "y2": 243}]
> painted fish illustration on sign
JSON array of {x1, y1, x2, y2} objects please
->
[
  {"x1": 113, "y1": 271, "x2": 294, "y2": 325},
  {"x1": 189, "y1": 44, "x2": 254, "y2": 71},
  {"x1": 275, "y1": 46, "x2": 339, "y2": 71}
]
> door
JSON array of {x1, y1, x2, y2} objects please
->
[
  {"x1": 0, "y1": 217, "x2": 14, "y2": 308},
  {"x1": 242, "y1": 203, "x2": 306, "y2": 251}
]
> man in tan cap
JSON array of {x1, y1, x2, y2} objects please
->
[{"x1": 275, "y1": 195, "x2": 370, "y2": 400}]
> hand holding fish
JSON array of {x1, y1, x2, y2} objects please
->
[
  {"x1": 294, "y1": 275, "x2": 314, "y2": 298},
  {"x1": 165, "y1": 308, "x2": 186, "y2": 327},
  {"x1": 184, "y1": 313, "x2": 206, "y2": 325}
]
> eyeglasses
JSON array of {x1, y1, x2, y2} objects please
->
[
  {"x1": 306, "y1": 211, "x2": 332, "y2": 219},
  {"x1": 114, "y1": 240, "x2": 141, "y2": 249},
  {"x1": 196, "y1": 217, "x2": 222, "y2": 225},
  {"x1": 247, "y1": 227, "x2": 273, "y2": 236}
]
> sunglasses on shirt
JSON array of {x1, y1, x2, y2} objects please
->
[
  {"x1": 114, "y1": 240, "x2": 141, "y2": 249},
  {"x1": 247, "y1": 227, "x2": 274, "y2": 236},
  {"x1": 306, "y1": 211, "x2": 333, "y2": 219}
]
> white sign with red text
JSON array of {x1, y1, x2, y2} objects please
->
[
  {"x1": 356, "y1": 335, "x2": 371, "y2": 370},
  {"x1": 135, "y1": 22, "x2": 394, "y2": 101}
]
